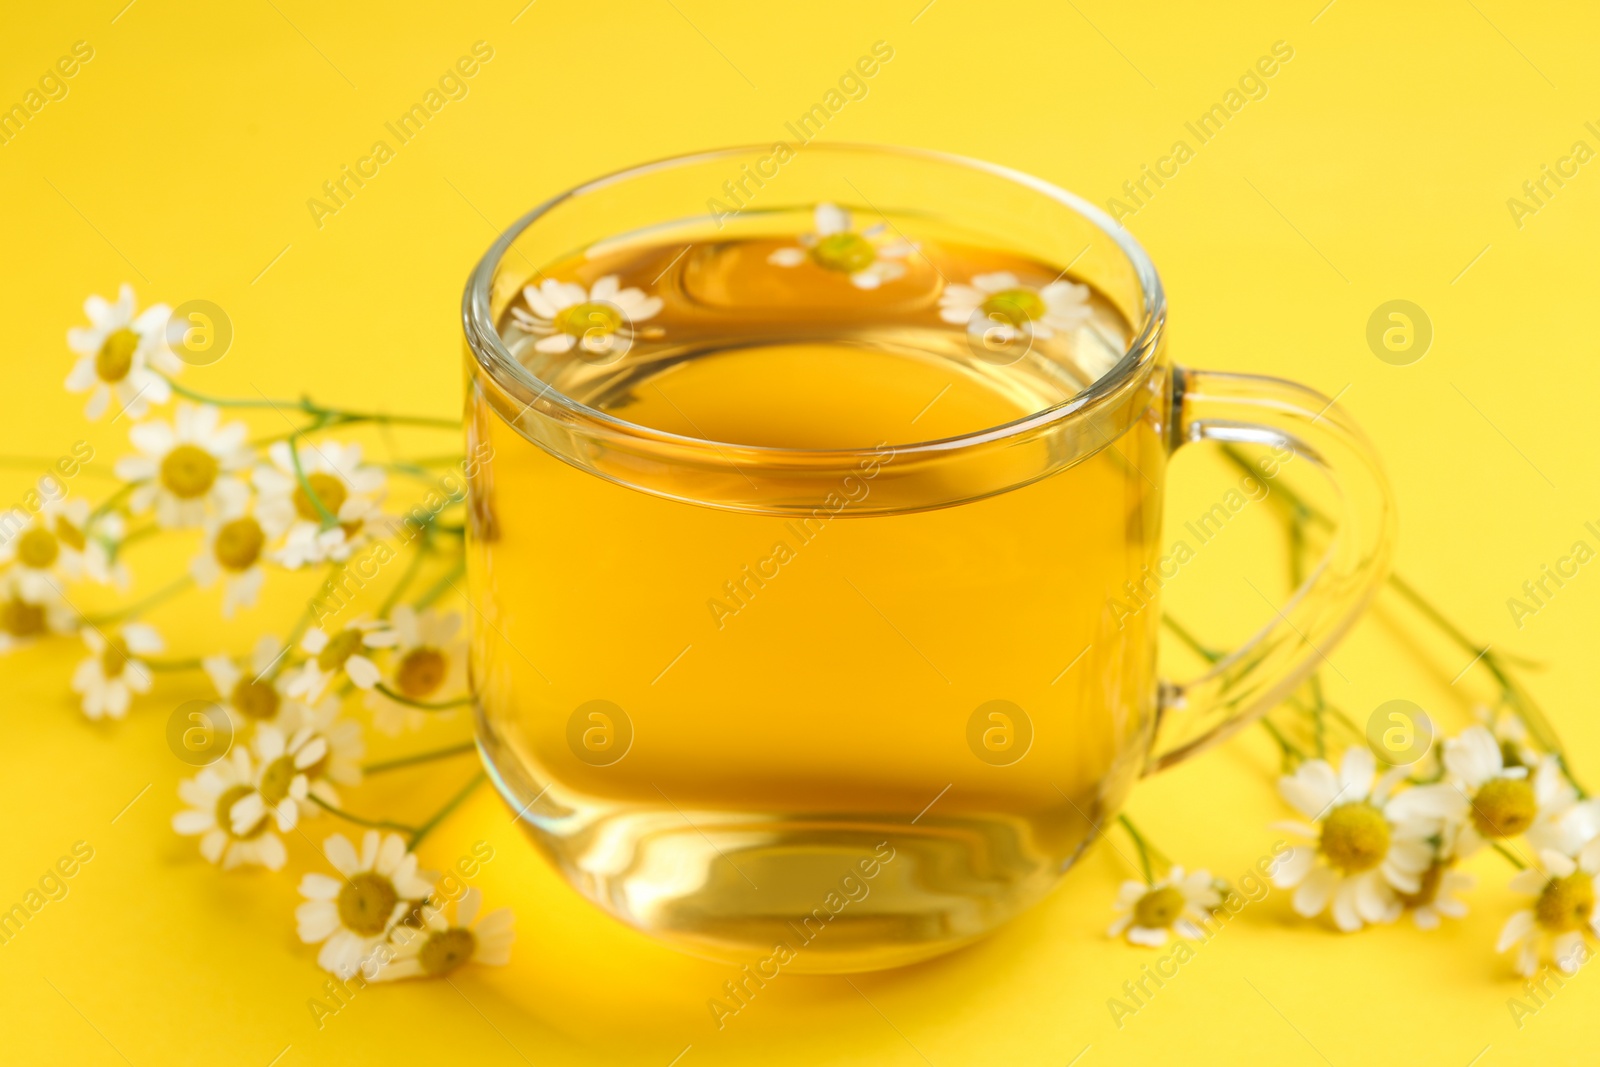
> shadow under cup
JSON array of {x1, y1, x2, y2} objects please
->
[{"x1": 461, "y1": 145, "x2": 1172, "y2": 973}]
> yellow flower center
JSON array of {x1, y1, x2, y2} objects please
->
[
  {"x1": 979, "y1": 288, "x2": 1048, "y2": 329},
  {"x1": 293, "y1": 472, "x2": 348, "y2": 523},
  {"x1": 1132, "y1": 885, "x2": 1186, "y2": 929},
  {"x1": 1471, "y1": 777, "x2": 1537, "y2": 839},
  {"x1": 552, "y1": 301, "x2": 624, "y2": 339},
  {"x1": 230, "y1": 677, "x2": 281, "y2": 720},
  {"x1": 55, "y1": 515, "x2": 86, "y2": 552},
  {"x1": 1, "y1": 597, "x2": 45, "y2": 637},
  {"x1": 1319, "y1": 802, "x2": 1390, "y2": 874},
  {"x1": 1535, "y1": 872, "x2": 1597, "y2": 933},
  {"x1": 810, "y1": 232, "x2": 877, "y2": 274},
  {"x1": 338, "y1": 872, "x2": 399, "y2": 936},
  {"x1": 418, "y1": 927, "x2": 477, "y2": 977},
  {"x1": 316, "y1": 629, "x2": 365, "y2": 671},
  {"x1": 215, "y1": 784, "x2": 268, "y2": 840},
  {"x1": 96, "y1": 327, "x2": 140, "y2": 382},
  {"x1": 16, "y1": 527, "x2": 59, "y2": 569},
  {"x1": 100, "y1": 637, "x2": 132, "y2": 679},
  {"x1": 258, "y1": 755, "x2": 298, "y2": 806},
  {"x1": 213, "y1": 516, "x2": 264, "y2": 571},
  {"x1": 160, "y1": 444, "x2": 219, "y2": 499},
  {"x1": 395, "y1": 647, "x2": 447, "y2": 699},
  {"x1": 1395, "y1": 860, "x2": 1447, "y2": 908}
]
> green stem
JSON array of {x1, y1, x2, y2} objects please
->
[
  {"x1": 410, "y1": 771, "x2": 488, "y2": 849},
  {"x1": 413, "y1": 557, "x2": 466, "y2": 611},
  {"x1": 85, "y1": 482, "x2": 137, "y2": 534},
  {"x1": 374, "y1": 683, "x2": 474, "y2": 711},
  {"x1": 362, "y1": 741, "x2": 477, "y2": 775},
  {"x1": 1162, "y1": 615, "x2": 1222, "y2": 664},
  {"x1": 1220, "y1": 443, "x2": 1582, "y2": 795},
  {"x1": 0, "y1": 457, "x2": 117, "y2": 480},
  {"x1": 265, "y1": 563, "x2": 342, "y2": 682},
  {"x1": 162, "y1": 375, "x2": 460, "y2": 430},
  {"x1": 1116, "y1": 814, "x2": 1157, "y2": 885},
  {"x1": 143, "y1": 657, "x2": 205, "y2": 671},
  {"x1": 1491, "y1": 842, "x2": 1528, "y2": 870},
  {"x1": 106, "y1": 522, "x2": 161, "y2": 562},
  {"x1": 378, "y1": 531, "x2": 433, "y2": 618},
  {"x1": 310, "y1": 798, "x2": 420, "y2": 836},
  {"x1": 286, "y1": 427, "x2": 338, "y2": 530},
  {"x1": 80, "y1": 575, "x2": 193, "y2": 626},
  {"x1": 1258, "y1": 715, "x2": 1305, "y2": 769}
]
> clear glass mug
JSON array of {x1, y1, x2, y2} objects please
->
[{"x1": 461, "y1": 145, "x2": 1394, "y2": 973}]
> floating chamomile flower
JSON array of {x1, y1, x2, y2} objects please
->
[
  {"x1": 938, "y1": 271, "x2": 1093, "y2": 344},
  {"x1": 509, "y1": 275, "x2": 662, "y2": 359},
  {"x1": 1271, "y1": 747, "x2": 1434, "y2": 931},
  {"x1": 1107, "y1": 866, "x2": 1222, "y2": 946},
  {"x1": 254, "y1": 440, "x2": 387, "y2": 568},
  {"x1": 64, "y1": 285, "x2": 178, "y2": 420},
  {"x1": 190, "y1": 500, "x2": 285, "y2": 617},
  {"x1": 113, "y1": 403, "x2": 251, "y2": 529},
  {"x1": 172, "y1": 748, "x2": 288, "y2": 870},
  {"x1": 1498, "y1": 843, "x2": 1600, "y2": 977},
  {"x1": 297, "y1": 831, "x2": 432, "y2": 979},
  {"x1": 288, "y1": 618, "x2": 398, "y2": 702},
  {"x1": 71, "y1": 622, "x2": 163, "y2": 721},
  {"x1": 364, "y1": 605, "x2": 467, "y2": 735},
  {"x1": 767, "y1": 202, "x2": 917, "y2": 290},
  {"x1": 379, "y1": 888, "x2": 514, "y2": 981}
]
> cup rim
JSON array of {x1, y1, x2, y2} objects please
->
[{"x1": 462, "y1": 142, "x2": 1167, "y2": 460}]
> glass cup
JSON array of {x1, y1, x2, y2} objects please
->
[{"x1": 461, "y1": 144, "x2": 1394, "y2": 973}]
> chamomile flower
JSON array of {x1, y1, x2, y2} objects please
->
[
  {"x1": 287, "y1": 618, "x2": 398, "y2": 702},
  {"x1": 0, "y1": 572, "x2": 75, "y2": 653},
  {"x1": 64, "y1": 285, "x2": 178, "y2": 420},
  {"x1": 1107, "y1": 866, "x2": 1222, "y2": 946},
  {"x1": 70, "y1": 623, "x2": 162, "y2": 721},
  {"x1": 1397, "y1": 728, "x2": 1579, "y2": 857},
  {"x1": 236, "y1": 723, "x2": 337, "y2": 832},
  {"x1": 0, "y1": 494, "x2": 107, "y2": 600},
  {"x1": 509, "y1": 275, "x2": 662, "y2": 359},
  {"x1": 1271, "y1": 747, "x2": 1434, "y2": 931},
  {"x1": 767, "y1": 202, "x2": 917, "y2": 290},
  {"x1": 938, "y1": 272, "x2": 1094, "y2": 345},
  {"x1": 113, "y1": 403, "x2": 251, "y2": 528},
  {"x1": 364, "y1": 605, "x2": 467, "y2": 735},
  {"x1": 172, "y1": 748, "x2": 287, "y2": 870},
  {"x1": 1497, "y1": 843, "x2": 1600, "y2": 977},
  {"x1": 379, "y1": 888, "x2": 514, "y2": 981},
  {"x1": 297, "y1": 831, "x2": 432, "y2": 979},
  {"x1": 190, "y1": 501, "x2": 284, "y2": 617},
  {"x1": 246, "y1": 696, "x2": 364, "y2": 821},
  {"x1": 1397, "y1": 860, "x2": 1474, "y2": 930},
  {"x1": 1477, "y1": 704, "x2": 1540, "y2": 770},
  {"x1": 255, "y1": 441, "x2": 387, "y2": 568},
  {"x1": 201, "y1": 635, "x2": 298, "y2": 728}
]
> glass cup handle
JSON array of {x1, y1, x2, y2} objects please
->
[{"x1": 1145, "y1": 366, "x2": 1397, "y2": 774}]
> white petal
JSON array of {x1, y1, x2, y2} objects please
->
[
  {"x1": 1496, "y1": 909, "x2": 1535, "y2": 952},
  {"x1": 1338, "y1": 746, "x2": 1377, "y2": 802},
  {"x1": 814, "y1": 202, "x2": 849, "y2": 236}
]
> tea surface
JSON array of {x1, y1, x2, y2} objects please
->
[{"x1": 468, "y1": 222, "x2": 1165, "y2": 969}]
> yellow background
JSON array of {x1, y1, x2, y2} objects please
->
[{"x1": 2, "y1": 1, "x2": 1597, "y2": 1064}]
